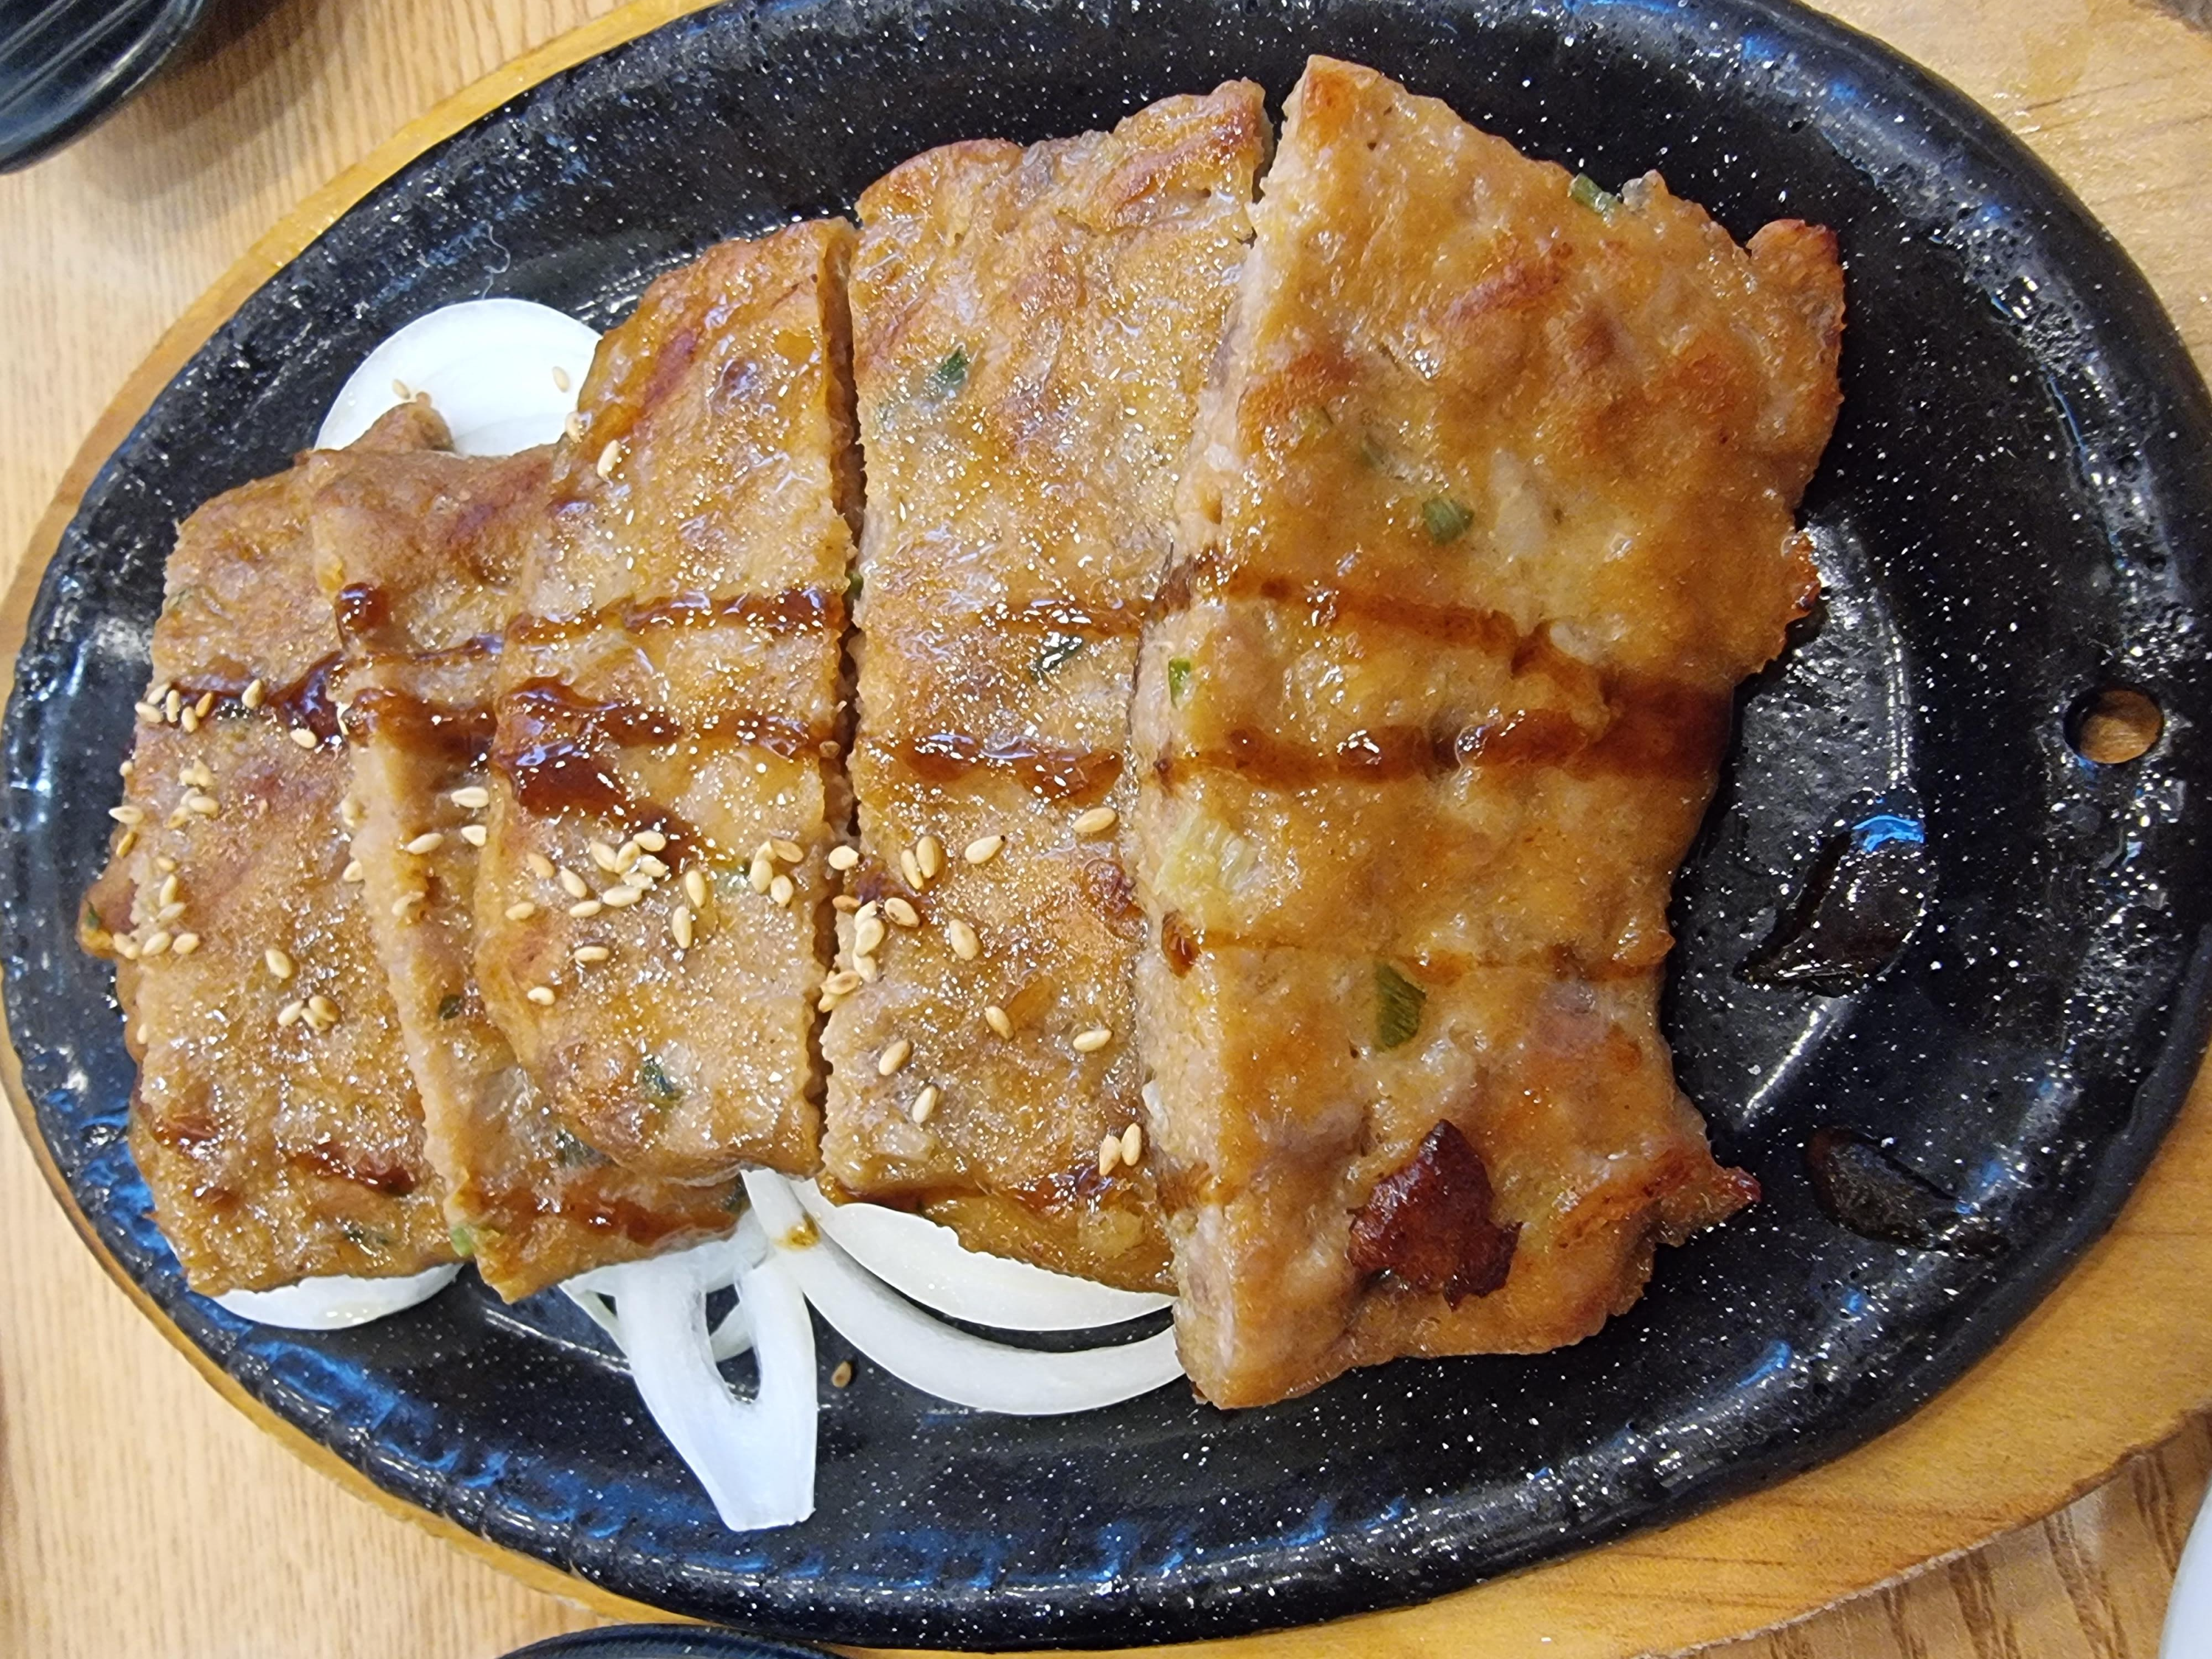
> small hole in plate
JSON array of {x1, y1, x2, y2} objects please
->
[{"x1": 2066, "y1": 685, "x2": 2163, "y2": 764}]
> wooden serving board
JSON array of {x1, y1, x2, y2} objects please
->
[{"x1": 1, "y1": 2, "x2": 2208, "y2": 1655}]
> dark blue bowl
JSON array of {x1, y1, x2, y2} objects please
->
[{"x1": 0, "y1": 0, "x2": 206, "y2": 172}]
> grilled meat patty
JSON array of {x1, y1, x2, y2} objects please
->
[
  {"x1": 319, "y1": 405, "x2": 738, "y2": 1302},
  {"x1": 823, "y1": 83, "x2": 1268, "y2": 1290},
  {"x1": 1130, "y1": 58, "x2": 1844, "y2": 1405},
  {"x1": 80, "y1": 410, "x2": 458, "y2": 1293},
  {"x1": 473, "y1": 220, "x2": 860, "y2": 1184}
]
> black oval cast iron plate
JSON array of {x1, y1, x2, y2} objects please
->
[{"x1": 7, "y1": 0, "x2": 2212, "y2": 1649}]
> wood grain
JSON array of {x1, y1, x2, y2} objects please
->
[{"x1": 1, "y1": 1, "x2": 2208, "y2": 1656}]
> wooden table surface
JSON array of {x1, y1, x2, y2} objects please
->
[{"x1": 1, "y1": 1, "x2": 2209, "y2": 1655}]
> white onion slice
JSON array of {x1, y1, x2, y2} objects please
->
[
  {"x1": 316, "y1": 298, "x2": 601, "y2": 456},
  {"x1": 214, "y1": 1263, "x2": 460, "y2": 1330},
  {"x1": 576, "y1": 1232, "x2": 816, "y2": 1531},
  {"x1": 787, "y1": 1178, "x2": 1172, "y2": 1331},
  {"x1": 563, "y1": 1223, "x2": 765, "y2": 1361},
  {"x1": 745, "y1": 1171, "x2": 1182, "y2": 1415}
]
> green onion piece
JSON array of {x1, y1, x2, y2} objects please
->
[
  {"x1": 81, "y1": 900, "x2": 102, "y2": 933},
  {"x1": 449, "y1": 1223, "x2": 475, "y2": 1258},
  {"x1": 639, "y1": 1053, "x2": 684, "y2": 1108},
  {"x1": 437, "y1": 992, "x2": 464, "y2": 1020},
  {"x1": 1167, "y1": 657, "x2": 1194, "y2": 706},
  {"x1": 1375, "y1": 962, "x2": 1427, "y2": 1050},
  {"x1": 1570, "y1": 173, "x2": 1620, "y2": 215},
  {"x1": 552, "y1": 1126, "x2": 605, "y2": 1168},
  {"x1": 1422, "y1": 496, "x2": 1474, "y2": 544},
  {"x1": 1359, "y1": 433, "x2": 1391, "y2": 471},
  {"x1": 846, "y1": 568, "x2": 863, "y2": 601},
  {"x1": 927, "y1": 345, "x2": 970, "y2": 397},
  {"x1": 1034, "y1": 633, "x2": 1087, "y2": 678}
]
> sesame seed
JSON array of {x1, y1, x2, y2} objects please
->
[
  {"x1": 178, "y1": 707, "x2": 200, "y2": 734},
  {"x1": 405, "y1": 831, "x2": 445, "y2": 856},
  {"x1": 558, "y1": 868, "x2": 589, "y2": 899},
  {"x1": 505, "y1": 900, "x2": 538, "y2": 922},
  {"x1": 276, "y1": 1000, "x2": 305, "y2": 1028},
  {"x1": 307, "y1": 994, "x2": 339, "y2": 1026},
  {"x1": 672, "y1": 906, "x2": 695, "y2": 948},
  {"x1": 450, "y1": 785, "x2": 490, "y2": 810},
  {"x1": 155, "y1": 902, "x2": 184, "y2": 925},
  {"x1": 946, "y1": 919, "x2": 979, "y2": 960},
  {"x1": 114, "y1": 938, "x2": 139, "y2": 961},
  {"x1": 526, "y1": 852, "x2": 557, "y2": 880},
  {"x1": 552, "y1": 364, "x2": 572, "y2": 392},
  {"x1": 832, "y1": 894, "x2": 860, "y2": 913},
  {"x1": 115, "y1": 830, "x2": 137, "y2": 856},
  {"x1": 135, "y1": 702, "x2": 162, "y2": 723},
  {"x1": 911, "y1": 1085, "x2": 939, "y2": 1124},
  {"x1": 636, "y1": 830, "x2": 667, "y2": 852},
  {"x1": 601, "y1": 885, "x2": 642, "y2": 908},
  {"x1": 634, "y1": 853, "x2": 669, "y2": 881},
  {"x1": 964, "y1": 834, "x2": 1004, "y2": 865},
  {"x1": 770, "y1": 874, "x2": 795, "y2": 908},
  {"x1": 877, "y1": 1037, "x2": 912, "y2": 1077},
  {"x1": 1121, "y1": 1121, "x2": 1144, "y2": 1164},
  {"x1": 392, "y1": 892, "x2": 425, "y2": 919},
  {"x1": 615, "y1": 840, "x2": 641, "y2": 873},
  {"x1": 155, "y1": 856, "x2": 175, "y2": 872},
  {"x1": 588, "y1": 840, "x2": 621, "y2": 873},
  {"x1": 158, "y1": 874, "x2": 180, "y2": 906},
  {"x1": 749, "y1": 850, "x2": 774, "y2": 892},
  {"x1": 563, "y1": 411, "x2": 586, "y2": 442},
  {"x1": 883, "y1": 897, "x2": 919, "y2": 928},
  {"x1": 109, "y1": 804, "x2": 143, "y2": 826},
  {"x1": 118, "y1": 759, "x2": 133, "y2": 778},
  {"x1": 194, "y1": 692, "x2": 214, "y2": 720},
  {"x1": 574, "y1": 945, "x2": 611, "y2": 964},
  {"x1": 1098, "y1": 1134, "x2": 1121, "y2": 1177},
  {"x1": 771, "y1": 839, "x2": 804, "y2": 864},
  {"x1": 142, "y1": 931, "x2": 173, "y2": 957},
  {"x1": 242, "y1": 678, "x2": 265, "y2": 710},
  {"x1": 831, "y1": 1360, "x2": 855, "y2": 1388},
  {"x1": 900, "y1": 848, "x2": 925, "y2": 888},
  {"x1": 289, "y1": 728, "x2": 319, "y2": 750},
  {"x1": 853, "y1": 914, "x2": 886, "y2": 956},
  {"x1": 391, "y1": 378, "x2": 411, "y2": 400},
  {"x1": 821, "y1": 970, "x2": 863, "y2": 997},
  {"x1": 184, "y1": 793, "x2": 218, "y2": 817},
  {"x1": 827, "y1": 845, "x2": 859, "y2": 871},
  {"x1": 264, "y1": 947, "x2": 294, "y2": 981},
  {"x1": 984, "y1": 1004, "x2": 1013, "y2": 1039},
  {"x1": 1074, "y1": 806, "x2": 1119, "y2": 836},
  {"x1": 341, "y1": 860, "x2": 365, "y2": 883},
  {"x1": 568, "y1": 900, "x2": 603, "y2": 918},
  {"x1": 852, "y1": 953, "x2": 878, "y2": 981},
  {"x1": 341, "y1": 797, "x2": 365, "y2": 830},
  {"x1": 459, "y1": 824, "x2": 488, "y2": 846},
  {"x1": 526, "y1": 984, "x2": 557, "y2": 1006},
  {"x1": 171, "y1": 932, "x2": 200, "y2": 956},
  {"x1": 164, "y1": 690, "x2": 181, "y2": 723},
  {"x1": 1073, "y1": 1026, "x2": 1112, "y2": 1053},
  {"x1": 683, "y1": 869, "x2": 709, "y2": 908},
  {"x1": 596, "y1": 439, "x2": 623, "y2": 477},
  {"x1": 916, "y1": 835, "x2": 943, "y2": 880}
]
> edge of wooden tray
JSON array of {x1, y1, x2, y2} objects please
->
[{"x1": 6, "y1": 3, "x2": 2211, "y2": 1654}]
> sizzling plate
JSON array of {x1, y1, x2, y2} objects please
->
[{"x1": 6, "y1": 0, "x2": 2212, "y2": 1647}]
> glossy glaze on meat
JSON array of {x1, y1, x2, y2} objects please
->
[
  {"x1": 1131, "y1": 58, "x2": 1844, "y2": 1405},
  {"x1": 78, "y1": 411, "x2": 456, "y2": 1293},
  {"x1": 316, "y1": 406, "x2": 737, "y2": 1301},
  {"x1": 473, "y1": 221, "x2": 859, "y2": 1183},
  {"x1": 823, "y1": 84, "x2": 1268, "y2": 1289}
]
